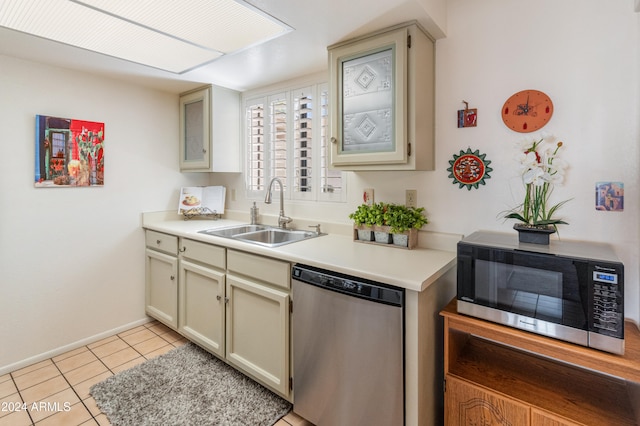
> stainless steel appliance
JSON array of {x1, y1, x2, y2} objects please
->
[
  {"x1": 292, "y1": 264, "x2": 404, "y2": 425},
  {"x1": 457, "y1": 231, "x2": 624, "y2": 354}
]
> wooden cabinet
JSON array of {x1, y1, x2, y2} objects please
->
[
  {"x1": 179, "y1": 84, "x2": 240, "y2": 172},
  {"x1": 445, "y1": 375, "x2": 529, "y2": 425},
  {"x1": 530, "y1": 409, "x2": 583, "y2": 426},
  {"x1": 441, "y1": 299, "x2": 640, "y2": 426},
  {"x1": 328, "y1": 22, "x2": 435, "y2": 171},
  {"x1": 145, "y1": 231, "x2": 179, "y2": 328},
  {"x1": 225, "y1": 249, "x2": 291, "y2": 398},
  {"x1": 178, "y1": 238, "x2": 226, "y2": 357}
]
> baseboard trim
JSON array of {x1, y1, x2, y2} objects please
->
[{"x1": 0, "y1": 318, "x2": 152, "y2": 376}]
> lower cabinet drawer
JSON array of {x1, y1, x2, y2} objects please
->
[
  {"x1": 180, "y1": 238, "x2": 225, "y2": 269},
  {"x1": 227, "y1": 249, "x2": 290, "y2": 289},
  {"x1": 145, "y1": 230, "x2": 178, "y2": 255}
]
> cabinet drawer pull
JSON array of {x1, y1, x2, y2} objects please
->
[
  {"x1": 156, "y1": 239, "x2": 161, "y2": 245},
  {"x1": 179, "y1": 246, "x2": 186, "y2": 253}
]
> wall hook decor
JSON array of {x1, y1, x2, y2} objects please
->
[{"x1": 457, "y1": 100, "x2": 477, "y2": 128}]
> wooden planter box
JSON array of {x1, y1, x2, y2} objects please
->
[{"x1": 353, "y1": 225, "x2": 418, "y2": 249}]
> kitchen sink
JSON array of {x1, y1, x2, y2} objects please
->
[
  {"x1": 198, "y1": 224, "x2": 270, "y2": 238},
  {"x1": 198, "y1": 224, "x2": 323, "y2": 247},
  {"x1": 234, "y1": 228, "x2": 318, "y2": 247}
]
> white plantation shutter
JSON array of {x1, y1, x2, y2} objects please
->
[
  {"x1": 244, "y1": 81, "x2": 344, "y2": 202},
  {"x1": 247, "y1": 101, "x2": 265, "y2": 192},
  {"x1": 318, "y1": 83, "x2": 344, "y2": 201},
  {"x1": 269, "y1": 94, "x2": 288, "y2": 191},
  {"x1": 293, "y1": 87, "x2": 312, "y2": 199}
]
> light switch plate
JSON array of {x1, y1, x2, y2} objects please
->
[{"x1": 363, "y1": 188, "x2": 374, "y2": 205}]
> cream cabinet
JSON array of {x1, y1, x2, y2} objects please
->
[
  {"x1": 328, "y1": 22, "x2": 435, "y2": 171},
  {"x1": 225, "y1": 249, "x2": 291, "y2": 398},
  {"x1": 179, "y1": 84, "x2": 241, "y2": 172},
  {"x1": 145, "y1": 230, "x2": 179, "y2": 329},
  {"x1": 144, "y1": 230, "x2": 292, "y2": 400},
  {"x1": 178, "y1": 238, "x2": 226, "y2": 358}
]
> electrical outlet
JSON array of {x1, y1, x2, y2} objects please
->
[
  {"x1": 406, "y1": 189, "x2": 417, "y2": 208},
  {"x1": 363, "y1": 188, "x2": 374, "y2": 205}
]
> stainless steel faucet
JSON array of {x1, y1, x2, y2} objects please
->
[{"x1": 265, "y1": 177, "x2": 292, "y2": 229}]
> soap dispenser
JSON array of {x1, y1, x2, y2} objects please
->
[{"x1": 250, "y1": 202, "x2": 259, "y2": 225}]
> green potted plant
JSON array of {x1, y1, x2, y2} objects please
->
[
  {"x1": 349, "y1": 202, "x2": 428, "y2": 248},
  {"x1": 383, "y1": 204, "x2": 428, "y2": 247},
  {"x1": 349, "y1": 202, "x2": 385, "y2": 241}
]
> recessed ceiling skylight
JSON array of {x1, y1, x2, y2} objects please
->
[{"x1": 0, "y1": 0, "x2": 291, "y2": 74}]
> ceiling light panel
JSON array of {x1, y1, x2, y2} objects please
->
[
  {"x1": 74, "y1": 0, "x2": 291, "y2": 53},
  {"x1": 0, "y1": 0, "x2": 290, "y2": 73}
]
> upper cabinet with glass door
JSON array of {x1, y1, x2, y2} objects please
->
[
  {"x1": 179, "y1": 85, "x2": 241, "y2": 172},
  {"x1": 328, "y1": 22, "x2": 435, "y2": 171}
]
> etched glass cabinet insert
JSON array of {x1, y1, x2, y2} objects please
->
[
  {"x1": 329, "y1": 26, "x2": 408, "y2": 167},
  {"x1": 342, "y1": 48, "x2": 394, "y2": 154}
]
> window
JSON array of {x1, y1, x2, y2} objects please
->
[
  {"x1": 51, "y1": 131, "x2": 66, "y2": 158},
  {"x1": 245, "y1": 82, "x2": 345, "y2": 202}
]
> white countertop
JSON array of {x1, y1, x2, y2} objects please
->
[{"x1": 142, "y1": 211, "x2": 458, "y2": 293}]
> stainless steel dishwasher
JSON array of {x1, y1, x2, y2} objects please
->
[{"x1": 292, "y1": 264, "x2": 404, "y2": 426}]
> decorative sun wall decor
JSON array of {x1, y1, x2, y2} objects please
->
[{"x1": 447, "y1": 148, "x2": 492, "y2": 190}]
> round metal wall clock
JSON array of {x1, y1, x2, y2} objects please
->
[
  {"x1": 501, "y1": 89, "x2": 553, "y2": 133},
  {"x1": 447, "y1": 148, "x2": 493, "y2": 190}
]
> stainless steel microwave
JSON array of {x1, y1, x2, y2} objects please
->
[{"x1": 457, "y1": 231, "x2": 624, "y2": 354}]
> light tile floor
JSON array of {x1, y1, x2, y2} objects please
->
[{"x1": 0, "y1": 321, "x2": 311, "y2": 426}]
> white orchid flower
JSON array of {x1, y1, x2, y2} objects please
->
[
  {"x1": 523, "y1": 167, "x2": 545, "y2": 185},
  {"x1": 505, "y1": 134, "x2": 570, "y2": 228}
]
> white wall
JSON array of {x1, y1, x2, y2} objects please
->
[
  {"x1": 0, "y1": 56, "x2": 208, "y2": 371},
  {"x1": 433, "y1": 0, "x2": 639, "y2": 322},
  {"x1": 216, "y1": 0, "x2": 640, "y2": 323}
]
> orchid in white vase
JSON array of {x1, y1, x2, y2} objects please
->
[{"x1": 504, "y1": 133, "x2": 570, "y2": 232}]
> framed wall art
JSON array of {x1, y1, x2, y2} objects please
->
[
  {"x1": 595, "y1": 182, "x2": 624, "y2": 211},
  {"x1": 34, "y1": 115, "x2": 104, "y2": 187}
]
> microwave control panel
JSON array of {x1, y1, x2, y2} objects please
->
[{"x1": 590, "y1": 264, "x2": 624, "y2": 338}]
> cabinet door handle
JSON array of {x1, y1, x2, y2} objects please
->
[
  {"x1": 156, "y1": 239, "x2": 161, "y2": 245},
  {"x1": 179, "y1": 246, "x2": 186, "y2": 253},
  {"x1": 224, "y1": 297, "x2": 229, "y2": 304},
  {"x1": 330, "y1": 137, "x2": 337, "y2": 144},
  {"x1": 170, "y1": 275, "x2": 175, "y2": 281},
  {"x1": 216, "y1": 295, "x2": 222, "y2": 301}
]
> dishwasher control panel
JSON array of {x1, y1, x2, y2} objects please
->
[{"x1": 292, "y1": 264, "x2": 404, "y2": 306}]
